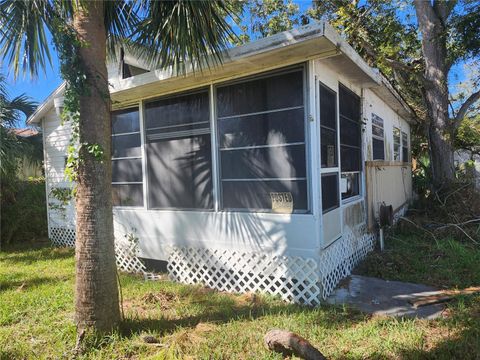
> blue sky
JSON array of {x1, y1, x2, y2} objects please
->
[{"x1": 1, "y1": 0, "x2": 468, "y2": 125}]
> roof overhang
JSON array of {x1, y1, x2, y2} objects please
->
[
  {"x1": 108, "y1": 21, "x2": 382, "y2": 108},
  {"x1": 27, "y1": 82, "x2": 66, "y2": 124},
  {"x1": 28, "y1": 21, "x2": 413, "y2": 124}
]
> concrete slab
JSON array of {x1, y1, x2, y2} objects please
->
[{"x1": 326, "y1": 275, "x2": 446, "y2": 319}]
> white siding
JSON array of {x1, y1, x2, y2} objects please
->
[{"x1": 42, "y1": 109, "x2": 76, "y2": 231}]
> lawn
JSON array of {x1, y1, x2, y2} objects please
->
[{"x1": 1, "y1": 234, "x2": 479, "y2": 360}]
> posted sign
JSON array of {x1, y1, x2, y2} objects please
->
[{"x1": 270, "y1": 192, "x2": 293, "y2": 213}]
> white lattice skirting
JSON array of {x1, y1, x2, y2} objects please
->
[
  {"x1": 319, "y1": 224, "x2": 376, "y2": 299},
  {"x1": 167, "y1": 225, "x2": 376, "y2": 304},
  {"x1": 49, "y1": 227, "x2": 146, "y2": 274},
  {"x1": 51, "y1": 223, "x2": 377, "y2": 304},
  {"x1": 168, "y1": 248, "x2": 321, "y2": 305}
]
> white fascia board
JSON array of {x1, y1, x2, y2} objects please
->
[
  {"x1": 322, "y1": 22, "x2": 382, "y2": 86},
  {"x1": 108, "y1": 22, "x2": 330, "y2": 95},
  {"x1": 26, "y1": 82, "x2": 66, "y2": 125}
]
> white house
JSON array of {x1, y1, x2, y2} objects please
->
[{"x1": 28, "y1": 22, "x2": 413, "y2": 305}]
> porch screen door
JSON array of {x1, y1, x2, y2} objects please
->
[{"x1": 318, "y1": 82, "x2": 342, "y2": 245}]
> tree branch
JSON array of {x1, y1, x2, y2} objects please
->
[{"x1": 453, "y1": 90, "x2": 480, "y2": 125}]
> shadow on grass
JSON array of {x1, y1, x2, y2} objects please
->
[
  {"x1": 0, "y1": 274, "x2": 72, "y2": 292},
  {"x1": 1, "y1": 244, "x2": 74, "y2": 264},
  {"x1": 120, "y1": 285, "x2": 368, "y2": 338},
  {"x1": 399, "y1": 296, "x2": 480, "y2": 360}
]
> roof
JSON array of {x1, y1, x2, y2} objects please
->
[
  {"x1": 11, "y1": 128, "x2": 39, "y2": 137},
  {"x1": 27, "y1": 82, "x2": 66, "y2": 125},
  {"x1": 27, "y1": 21, "x2": 413, "y2": 124}
]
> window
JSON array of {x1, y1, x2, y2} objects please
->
[
  {"x1": 402, "y1": 131, "x2": 409, "y2": 162},
  {"x1": 371, "y1": 113, "x2": 385, "y2": 160},
  {"x1": 322, "y1": 173, "x2": 339, "y2": 213},
  {"x1": 393, "y1": 127, "x2": 401, "y2": 161},
  {"x1": 111, "y1": 108, "x2": 143, "y2": 207},
  {"x1": 339, "y1": 84, "x2": 362, "y2": 200},
  {"x1": 320, "y1": 84, "x2": 337, "y2": 168},
  {"x1": 144, "y1": 90, "x2": 213, "y2": 209},
  {"x1": 216, "y1": 68, "x2": 308, "y2": 212},
  {"x1": 319, "y1": 83, "x2": 339, "y2": 213}
]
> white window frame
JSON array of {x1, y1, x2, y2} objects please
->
[
  {"x1": 111, "y1": 106, "x2": 145, "y2": 209},
  {"x1": 393, "y1": 126, "x2": 401, "y2": 161},
  {"x1": 339, "y1": 83, "x2": 363, "y2": 204},
  {"x1": 401, "y1": 130, "x2": 409, "y2": 163},
  {"x1": 318, "y1": 80, "x2": 340, "y2": 214},
  {"x1": 214, "y1": 64, "x2": 311, "y2": 214},
  {"x1": 371, "y1": 113, "x2": 385, "y2": 161}
]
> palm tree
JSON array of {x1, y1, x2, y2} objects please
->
[
  {"x1": 0, "y1": 0, "x2": 236, "y2": 341},
  {"x1": 0, "y1": 74, "x2": 37, "y2": 180}
]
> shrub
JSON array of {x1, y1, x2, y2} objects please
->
[{"x1": 1, "y1": 177, "x2": 48, "y2": 246}]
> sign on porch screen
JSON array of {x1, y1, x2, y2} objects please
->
[{"x1": 270, "y1": 192, "x2": 293, "y2": 213}]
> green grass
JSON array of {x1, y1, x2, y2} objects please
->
[{"x1": 1, "y1": 235, "x2": 479, "y2": 360}]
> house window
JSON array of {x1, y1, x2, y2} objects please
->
[
  {"x1": 111, "y1": 108, "x2": 143, "y2": 207},
  {"x1": 322, "y1": 173, "x2": 339, "y2": 213},
  {"x1": 371, "y1": 113, "x2": 385, "y2": 160},
  {"x1": 402, "y1": 131, "x2": 409, "y2": 162},
  {"x1": 144, "y1": 90, "x2": 213, "y2": 209},
  {"x1": 320, "y1": 84, "x2": 338, "y2": 168},
  {"x1": 393, "y1": 127, "x2": 401, "y2": 161},
  {"x1": 319, "y1": 83, "x2": 339, "y2": 213},
  {"x1": 216, "y1": 68, "x2": 308, "y2": 212},
  {"x1": 339, "y1": 84, "x2": 362, "y2": 200}
]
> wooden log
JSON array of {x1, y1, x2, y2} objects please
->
[{"x1": 264, "y1": 329, "x2": 327, "y2": 360}]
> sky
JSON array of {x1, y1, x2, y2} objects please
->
[{"x1": 1, "y1": 0, "x2": 469, "y2": 126}]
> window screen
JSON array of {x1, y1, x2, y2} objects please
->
[
  {"x1": 339, "y1": 84, "x2": 362, "y2": 199},
  {"x1": 111, "y1": 108, "x2": 143, "y2": 207},
  {"x1": 145, "y1": 90, "x2": 213, "y2": 209},
  {"x1": 371, "y1": 113, "x2": 385, "y2": 160},
  {"x1": 393, "y1": 127, "x2": 401, "y2": 161},
  {"x1": 217, "y1": 68, "x2": 307, "y2": 212},
  {"x1": 402, "y1": 131, "x2": 409, "y2": 162},
  {"x1": 320, "y1": 84, "x2": 337, "y2": 168},
  {"x1": 322, "y1": 173, "x2": 339, "y2": 213}
]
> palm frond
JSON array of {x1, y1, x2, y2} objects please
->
[
  {"x1": 133, "y1": 0, "x2": 238, "y2": 74},
  {"x1": 0, "y1": 0, "x2": 54, "y2": 78}
]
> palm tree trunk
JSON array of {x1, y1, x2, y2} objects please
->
[
  {"x1": 72, "y1": 1, "x2": 120, "y2": 335},
  {"x1": 414, "y1": 0, "x2": 455, "y2": 187}
]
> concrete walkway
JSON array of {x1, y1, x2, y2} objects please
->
[{"x1": 327, "y1": 275, "x2": 446, "y2": 319}]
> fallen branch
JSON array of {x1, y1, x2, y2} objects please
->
[
  {"x1": 410, "y1": 287, "x2": 480, "y2": 308},
  {"x1": 264, "y1": 329, "x2": 327, "y2": 360}
]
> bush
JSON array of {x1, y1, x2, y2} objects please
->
[{"x1": 1, "y1": 177, "x2": 48, "y2": 246}]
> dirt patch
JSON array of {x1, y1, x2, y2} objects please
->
[{"x1": 142, "y1": 291, "x2": 178, "y2": 311}]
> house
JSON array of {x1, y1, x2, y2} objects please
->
[
  {"x1": 10, "y1": 128, "x2": 43, "y2": 179},
  {"x1": 27, "y1": 22, "x2": 413, "y2": 305}
]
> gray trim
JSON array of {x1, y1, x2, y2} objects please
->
[
  {"x1": 221, "y1": 177, "x2": 307, "y2": 182},
  {"x1": 146, "y1": 120, "x2": 210, "y2": 132},
  {"x1": 217, "y1": 105, "x2": 304, "y2": 121},
  {"x1": 112, "y1": 181, "x2": 143, "y2": 185},
  {"x1": 111, "y1": 130, "x2": 141, "y2": 137},
  {"x1": 220, "y1": 142, "x2": 305, "y2": 151},
  {"x1": 112, "y1": 156, "x2": 142, "y2": 160},
  {"x1": 146, "y1": 128, "x2": 210, "y2": 141}
]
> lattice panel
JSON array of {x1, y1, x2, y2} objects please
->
[
  {"x1": 319, "y1": 224, "x2": 376, "y2": 299},
  {"x1": 48, "y1": 226, "x2": 148, "y2": 275},
  {"x1": 114, "y1": 239, "x2": 147, "y2": 274},
  {"x1": 50, "y1": 227, "x2": 76, "y2": 247},
  {"x1": 167, "y1": 247, "x2": 321, "y2": 305}
]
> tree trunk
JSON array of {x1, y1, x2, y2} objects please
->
[
  {"x1": 414, "y1": 0, "x2": 455, "y2": 187},
  {"x1": 72, "y1": 1, "x2": 120, "y2": 336}
]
